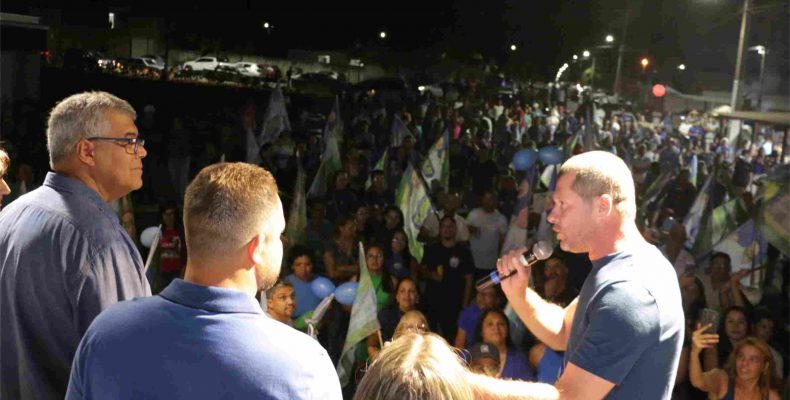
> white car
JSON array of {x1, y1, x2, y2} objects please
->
[
  {"x1": 140, "y1": 57, "x2": 164, "y2": 70},
  {"x1": 182, "y1": 57, "x2": 231, "y2": 72},
  {"x1": 233, "y1": 62, "x2": 261, "y2": 77}
]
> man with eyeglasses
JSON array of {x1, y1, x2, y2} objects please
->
[{"x1": 0, "y1": 91, "x2": 151, "y2": 400}]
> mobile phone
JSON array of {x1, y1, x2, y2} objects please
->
[{"x1": 699, "y1": 308, "x2": 719, "y2": 333}]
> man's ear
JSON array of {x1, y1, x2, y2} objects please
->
[
  {"x1": 596, "y1": 194, "x2": 614, "y2": 217},
  {"x1": 76, "y1": 139, "x2": 97, "y2": 166},
  {"x1": 247, "y1": 235, "x2": 263, "y2": 265}
]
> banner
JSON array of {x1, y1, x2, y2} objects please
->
[
  {"x1": 284, "y1": 157, "x2": 307, "y2": 246},
  {"x1": 258, "y1": 87, "x2": 292, "y2": 146},
  {"x1": 308, "y1": 129, "x2": 342, "y2": 198},
  {"x1": 419, "y1": 129, "x2": 449, "y2": 192}
]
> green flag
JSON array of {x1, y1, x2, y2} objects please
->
[
  {"x1": 396, "y1": 165, "x2": 436, "y2": 262},
  {"x1": 336, "y1": 242, "x2": 381, "y2": 387},
  {"x1": 420, "y1": 129, "x2": 449, "y2": 192},
  {"x1": 284, "y1": 158, "x2": 307, "y2": 246},
  {"x1": 756, "y1": 185, "x2": 790, "y2": 256},
  {"x1": 365, "y1": 149, "x2": 389, "y2": 190},
  {"x1": 308, "y1": 132, "x2": 342, "y2": 198},
  {"x1": 692, "y1": 198, "x2": 748, "y2": 257}
]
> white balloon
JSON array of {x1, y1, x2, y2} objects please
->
[{"x1": 139, "y1": 226, "x2": 160, "y2": 248}]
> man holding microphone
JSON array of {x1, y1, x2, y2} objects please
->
[{"x1": 470, "y1": 151, "x2": 684, "y2": 400}]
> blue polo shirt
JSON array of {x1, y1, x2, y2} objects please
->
[
  {"x1": 565, "y1": 244, "x2": 684, "y2": 399},
  {"x1": 0, "y1": 172, "x2": 150, "y2": 400},
  {"x1": 67, "y1": 279, "x2": 342, "y2": 400}
]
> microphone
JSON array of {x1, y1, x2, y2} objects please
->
[{"x1": 475, "y1": 241, "x2": 553, "y2": 291}]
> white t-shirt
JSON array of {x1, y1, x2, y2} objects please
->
[{"x1": 466, "y1": 208, "x2": 508, "y2": 270}]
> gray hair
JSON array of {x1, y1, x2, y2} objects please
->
[{"x1": 46, "y1": 91, "x2": 136, "y2": 168}]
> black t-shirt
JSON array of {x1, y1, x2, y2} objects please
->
[{"x1": 421, "y1": 242, "x2": 474, "y2": 307}]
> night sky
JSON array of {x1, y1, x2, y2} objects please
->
[{"x1": 2, "y1": 0, "x2": 788, "y2": 91}]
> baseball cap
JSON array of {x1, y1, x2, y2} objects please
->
[{"x1": 469, "y1": 342, "x2": 500, "y2": 364}]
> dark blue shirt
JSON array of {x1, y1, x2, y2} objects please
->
[
  {"x1": 0, "y1": 172, "x2": 151, "y2": 400},
  {"x1": 565, "y1": 244, "x2": 684, "y2": 400},
  {"x1": 67, "y1": 279, "x2": 342, "y2": 400}
]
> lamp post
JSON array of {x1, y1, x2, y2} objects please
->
[
  {"x1": 613, "y1": 9, "x2": 630, "y2": 97},
  {"x1": 749, "y1": 45, "x2": 767, "y2": 110}
]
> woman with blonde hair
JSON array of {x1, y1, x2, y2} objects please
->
[
  {"x1": 691, "y1": 323, "x2": 780, "y2": 400},
  {"x1": 392, "y1": 310, "x2": 430, "y2": 340},
  {"x1": 354, "y1": 332, "x2": 474, "y2": 400}
]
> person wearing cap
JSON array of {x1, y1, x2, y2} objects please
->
[{"x1": 470, "y1": 342, "x2": 501, "y2": 377}]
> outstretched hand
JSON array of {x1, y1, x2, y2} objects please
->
[{"x1": 691, "y1": 323, "x2": 719, "y2": 355}]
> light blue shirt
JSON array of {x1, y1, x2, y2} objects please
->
[
  {"x1": 0, "y1": 172, "x2": 151, "y2": 400},
  {"x1": 67, "y1": 279, "x2": 343, "y2": 400}
]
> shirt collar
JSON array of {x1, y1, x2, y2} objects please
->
[
  {"x1": 44, "y1": 172, "x2": 116, "y2": 219},
  {"x1": 160, "y1": 279, "x2": 264, "y2": 315}
]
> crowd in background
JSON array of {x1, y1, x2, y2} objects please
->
[{"x1": 1, "y1": 77, "x2": 787, "y2": 399}]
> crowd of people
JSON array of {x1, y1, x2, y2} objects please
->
[{"x1": 0, "y1": 74, "x2": 787, "y2": 400}]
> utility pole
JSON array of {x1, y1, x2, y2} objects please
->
[
  {"x1": 612, "y1": 9, "x2": 630, "y2": 98},
  {"x1": 729, "y1": 0, "x2": 750, "y2": 110}
]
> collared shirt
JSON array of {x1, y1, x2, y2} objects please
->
[
  {"x1": 0, "y1": 172, "x2": 150, "y2": 400},
  {"x1": 67, "y1": 279, "x2": 343, "y2": 400}
]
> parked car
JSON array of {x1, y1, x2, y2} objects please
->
[
  {"x1": 182, "y1": 56, "x2": 231, "y2": 72},
  {"x1": 233, "y1": 62, "x2": 261, "y2": 77}
]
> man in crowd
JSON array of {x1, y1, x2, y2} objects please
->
[
  {"x1": 420, "y1": 216, "x2": 474, "y2": 341},
  {"x1": 0, "y1": 91, "x2": 151, "y2": 399},
  {"x1": 265, "y1": 279, "x2": 297, "y2": 326},
  {"x1": 66, "y1": 162, "x2": 342, "y2": 399},
  {"x1": 467, "y1": 190, "x2": 508, "y2": 279},
  {"x1": 471, "y1": 151, "x2": 684, "y2": 399}
]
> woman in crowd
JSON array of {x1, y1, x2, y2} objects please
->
[
  {"x1": 362, "y1": 243, "x2": 394, "y2": 312},
  {"x1": 391, "y1": 310, "x2": 430, "y2": 340},
  {"x1": 454, "y1": 285, "x2": 502, "y2": 350},
  {"x1": 384, "y1": 230, "x2": 418, "y2": 282},
  {"x1": 354, "y1": 332, "x2": 474, "y2": 400},
  {"x1": 472, "y1": 309, "x2": 534, "y2": 381},
  {"x1": 375, "y1": 205, "x2": 404, "y2": 246},
  {"x1": 0, "y1": 148, "x2": 10, "y2": 209},
  {"x1": 368, "y1": 277, "x2": 421, "y2": 359},
  {"x1": 712, "y1": 306, "x2": 751, "y2": 370},
  {"x1": 285, "y1": 245, "x2": 323, "y2": 322},
  {"x1": 157, "y1": 202, "x2": 187, "y2": 291},
  {"x1": 691, "y1": 324, "x2": 780, "y2": 400},
  {"x1": 323, "y1": 215, "x2": 359, "y2": 282}
]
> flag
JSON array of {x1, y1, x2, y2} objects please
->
[
  {"x1": 306, "y1": 293, "x2": 335, "y2": 340},
  {"x1": 689, "y1": 153, "x2": 698, "y2": 187},
  {"x1": 258, "y1": 87, "x2": 291, "y2": 146},
  {"x1": 712, "y1": 219, "x2": 768, "y2": 304},
  {"x1": 365, "y1": 148, "x2": 389, "y2": 189},
  {"x1": 683, "y1": 173, "x2": 714, "y2": 248},
  {"x1": 336, "y1": 242, "x2": 381, "y2": 387},
  {"x1": 756, "y1": 184, "x2": 790, "y2": 256},
  {"x1": 540, "y1": 164, "x2": 558, "y2": 191},
  {"x1": 391, "y1": 115, "x2": 411, "y2": 147},
  {"x1": 284, "y1": 156, "x2": 307, "y2": 246},
  {"x1": 692, "y1": 198, "x2": 748, "y2": 257},
  {"x1": 396, "y1": 164, "x2": 436, "y2": 262},
  {"x1": 639, "y1": 170, "x2": 673, "y2": 212},
  {"x1": 419, "y1": 129, "x2": 450, "y2": 191},
  {"x1": 308, "y1": 129, "x2": 342, "y2": 198}
]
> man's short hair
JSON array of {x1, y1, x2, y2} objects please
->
[
  {"x1": 184, "y1": 162, "x2": 280, "y2": 260},
  {"x1": 559, "y1": 151, "x2": 636, "y2": 220},
  {"x1": 710, "y1": 251, "x2": 731, "y2": 266},
  {"x1": 265, "y1": 279, "x2": 293, "y2": 298},
  {"x1": 46, "y1": 91, "x2": 137, "y2": 168}
]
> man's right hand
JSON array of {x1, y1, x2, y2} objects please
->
[{"x1": 497, "y1": 248, "x2": 531, "y2": 303}]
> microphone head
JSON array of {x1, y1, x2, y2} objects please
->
[{"x1": 532, "y1": 241, "x2": 554, "y2": 261}]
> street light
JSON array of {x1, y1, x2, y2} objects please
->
[
  {"x1": 749, "y1": 45, "x2": 768, "y2": 110},
  {"x1": 677, "y1": 64, "x2": 686, "y2": 71},
  {"x1": 510, "y1": 44, "x2": 517, "y2": 51},
  {"x1": 379, "y1": 31, "x2": 387, "y2": 39},
  {"x1": 572, "y1": 54, "x2": 578, "y2": 60},
  {"x1": 605, "y1": 34, "x2": 614, "y2": 43},
  {"x1": 640, "y1": 57, "x2": 649, "y2": 72},
  {"x1": 582, "y1": 50, "x2": 591, "y2": 58}
]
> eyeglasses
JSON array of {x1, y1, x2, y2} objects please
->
[{"x1": 87, "y1": 137, "x2": 145, "y2": 155}]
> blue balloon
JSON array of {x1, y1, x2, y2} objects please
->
[
  {"x1": 512, "y1": 149, "x2": 538, "y2": 171},
  {"x1": 538, "y1": 146, "x2": 564, "y2": 165},
  {"x1": 335, "y1": 281, "x2": 359, "y2": 305},
  {"x1": 310, "y1": 276, "x2": 336, "y2": 299}
]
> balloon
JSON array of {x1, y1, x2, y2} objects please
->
[
  {"x1": 310, "y1": 276, "x2": 336, "y2": 299},
  {"x1": 334, "y1": 281, "x2": 359, "y2": 305},
  {"x1": 538, "y1": 146, "x2": 564, "y2": 165},
  {"x1": 139, "y1": 226, "x2": 161, "y2": 248},
  {"x1": 512, "y1": 149, "x2": 538, "y2": 171}
]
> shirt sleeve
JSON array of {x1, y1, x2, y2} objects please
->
[{"x1": 567, "y1": 282, "x2": 660, "y2": 385}]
